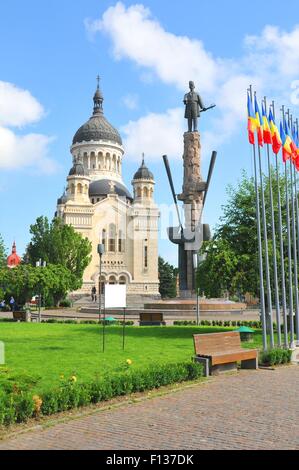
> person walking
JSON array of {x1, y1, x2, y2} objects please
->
[
  {"x1": 91, "y1": 286, "x2": 96, "y2": 302},
  {"x1": 9, "y1": 296, "x2": 15, "y2": 312}
]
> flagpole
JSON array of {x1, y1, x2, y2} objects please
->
[
  {"x1": 249, "y1": 86, "x2": 267, "y2": 350},
  {"x1": 264, "y1": 97, "x2": 282, "y2": 347},
  {"x1": 272, "y1": 101, "x2": 288, "y2": 348},
  {"x1": 287, "y1": 109, "x2": 298, "y2": 348},
  {"x1": 282, "y1": 105, "x2": 295, "y2": 348},
  {"x1": 295, "y1": 118, "x2": 299, "y2": 345},
  {"x1": 289, "y1": 112, "x2": 299, "y2": 347},
  {"x1": 255, "y1": 91, "x2": 274, "y2": 348}
]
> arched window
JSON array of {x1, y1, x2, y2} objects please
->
[
  {"x1": 143, "y1": 187, "x2": 149, "y2": 198},
  {"x1": 102, "y1": 229, "x2": 107, "y2": 250},
  {"x1": 119, "y1": 276, "x2": 126, "y2": 285},
  {"x1": 99, "y1": 275, "x2": 106, "y2": 295},
  {"x1": 109, "y1": 275, "x2": 117, "y2": 285},
  {"x1": 108, "y1": 224, "x2": 116, "y2": 252},
  {"x1": 71, "y1": 184, "x2": 75, "y2": 195},
  {"x1": 118, "y1": 230, "x2": 125, "y2": 252},
  {"x1": 78, "y1": 183, "x2": 83, "y2": 194},
  {"x1": 90, "y1": 152, "x2": 96, "y2": 169},
  {"x1": 137, "y1": 187, "x2": 142, "y2": 198}
]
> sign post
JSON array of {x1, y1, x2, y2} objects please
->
[{"x1": 103, "y1": 285, "x2": 127, "y2": 352}]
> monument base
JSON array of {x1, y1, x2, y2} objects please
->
[{"x1": 291, "y1": 347, "x2": 299, "y2": 364}]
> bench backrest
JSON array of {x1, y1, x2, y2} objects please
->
[
  {"x1": 140, "y1": 312, "x2": 163, "y2": 322},
  {"x1": 193, "y1": 331, "x2": 241, "y2": 355}
]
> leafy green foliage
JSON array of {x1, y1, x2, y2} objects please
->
[
  {"x1": 0, "y1": 235, "x2": 7, "y2": 269},
  {"x1": 0, "y1": 361, "x2": 203, "y2": 426},
  {"x1": 259, "y1": 348, "x2": 292, "y2": 366},
  {"x1": 26, "y1": 216, "x2": 92, "y2": 291},
  {"x1": 197, "y1": 169, "x2": 288, "y2": 298},
  {"x1": 158, "y1": 256, "x2": 178, "y2": 299},
  {"x1": 0, "y1": 263, "x2": 75, "y2": 306}
]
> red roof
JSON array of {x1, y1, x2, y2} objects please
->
[{"x1": 7, "y1": 241, "x2": 21, "y2": 268}]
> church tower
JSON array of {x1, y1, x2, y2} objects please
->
[{"x1": 56, "y1": 79, "x2": 160, "y2": 304}]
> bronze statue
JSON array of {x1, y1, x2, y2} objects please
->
[{"x1": 184, "y1": 81, "x2": 215, "y2": 132}]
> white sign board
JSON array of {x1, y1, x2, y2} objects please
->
[{"x1": 104, "y1": 284, "x2": 127, "y2": 309}]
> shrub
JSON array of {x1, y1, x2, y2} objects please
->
[
  {"x1": 259, "y1": 348, "x2": 292, "y2": 366},
  {"x1": 59, "y1": 299, "x2": 72, "y2": 308},
  {"x1": 0, "y1": 361, "x2": 203, "y2": 427}
]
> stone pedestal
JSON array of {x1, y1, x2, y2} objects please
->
[
  {"x1": 291, "y1": 347, "x2": 299, "y2": 364},
  {"x1": 176, "y1": 132, "x2": 204, "y2": 294}
]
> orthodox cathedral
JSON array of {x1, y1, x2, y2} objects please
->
[{"x1": 56, "y1": 80, "x2": 160, "y2": 301}]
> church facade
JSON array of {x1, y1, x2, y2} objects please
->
[{"x1": 56, "y1": 82, "x2": 160, "y2": 300}]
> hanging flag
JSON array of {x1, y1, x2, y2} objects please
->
[
  {"x1": 247, "y1": 92, "x2": 256, "y2": 145},
  {"x1": 284, "y1": 120, "x2": 297, "y2": 162},
  {"x1": 254, "y1": 95, "x2": 263, "y2": 146},
  {"x1": 280, "y1": 121, "x2": 292, "y2": 163},
  {"x1": 262, "y1": 103, "x2": 272, "y2": 144},
  {"x1": 269, "y1": 109, "x2": 282, "y2": 154},
  {"x1": 292, "y1": 124, "x2": 299, "y2": 171}
]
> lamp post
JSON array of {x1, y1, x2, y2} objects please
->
[
  {"x1": 36, "y1": 259, "x2": 46, "y2": 323},
  {"x1": 193, "y1": 253, "x2": 200, "y2": 326},
  {"x1": 97, "y1": 244, "x2": 105, "y2": 324}
]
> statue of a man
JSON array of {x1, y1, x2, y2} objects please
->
[{"x1": 184, "y1": 81, "x2": 205, "y2": 133}]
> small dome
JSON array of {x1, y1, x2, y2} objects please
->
[
  {"x1": 133, "y1": 156, "x2": 154, "y2": 180},
  {"x1": 89, "y1": 179, "x2": 133, "y2": 201},
  {"x1": 57, "y1": 190, "x2": 67, "y2": 205},
  {"x1": 68, "y1": 161, "x2": 86, "y2": 177}
]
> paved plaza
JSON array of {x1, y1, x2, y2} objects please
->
[{"x1": 0, "y1": 366, "x2": 298, "y2": 450}]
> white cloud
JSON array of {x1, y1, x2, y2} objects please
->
[
  {"x1": 86, "y1": 3, "x2": 299, "y2": 160},
  {"x1": 0, "y1": 81, "x2": 55, "y2": 173},
  {"x1": 121, "y1": 108, "x2": 184, "y2": 161},
  {"x1": 122, "y1": 93, "x2": 139, "y2": 110},
  {"x1": 0, "y1": 81, "x2": 44, "y2": 128},
  {"x1": 86, "y1": 2, "x2": 220, "y2": 94}
]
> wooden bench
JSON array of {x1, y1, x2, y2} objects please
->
[
  {"x1": 193, "y1": 331, "x2": 258, "y2": 377},
  {"x1": 139, "y1": 312, "x2": 164, "y2": 326}
]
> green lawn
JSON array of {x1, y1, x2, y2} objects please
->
[{"x1": 0, "y1": 323, "x2": 264, "y2": 394}]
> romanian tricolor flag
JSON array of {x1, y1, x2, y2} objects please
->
[
  {"x1": 254, "y1": 95, "x2": 263, "y2": 146},
  {"x1": 268, "y1": 109, "x2": 282, "y2": 154},
  {"x1": 262, "y1": 104, "x2": 272, "y2": 144},
  {"x1": 284, "y1": 120, "x2": 297, "y2": 162},
  {"x1": 247, "y1": 93, "x2": 256, "y2": 145},
  {"x1": 292, "y1": 124, "x2": 299, "y2": 170},
  {"x1": 280, "y1": 121, "x2": 292, "y2": 163}
]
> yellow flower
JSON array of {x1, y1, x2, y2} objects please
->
[
  {"x1": 126, "y1": 359, "x2": 132, "y2": 366},
  {"x1": 60, "y1": 374, "x2": 64, "y2": 379},
  {"x1": 32, "y1": 395, "x2": 43, "y2": 415},
  {"x1": 70, "y1": 375, "x2": 77, "y2": 383}
]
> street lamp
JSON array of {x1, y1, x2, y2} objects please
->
[
  {"x1": 97, "y1": 244, "x2": 105, "y2": 324},
  {"x1": 36, "y1": 259, "x2": 46, "y2": 323},
  {"x1": 193, "y1": 253, "x2": 200, "y2": 326}
]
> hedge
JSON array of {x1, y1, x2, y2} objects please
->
[
  {"x1": 173, "y1": 320, "x2": 264, "y2": 328},
  {"x1": 0, "y1": 361, "x2": 203, "y2": 426},
  {"x1": 259, "y1": 348, "x2": 292, "y2": 366}
]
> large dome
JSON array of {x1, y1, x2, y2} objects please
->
[
  {"x1": 72, "y1": 114, "x2": 122, "y2": 146},
  {"x1": 89, "y1": 179, "x2": 133, "y2": 201},
  {"x1": 72, "y1": 83, "x2": 122, "y2": 146}
]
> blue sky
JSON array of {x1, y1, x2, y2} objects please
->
[{"x1": 1, "y1": 0, "x2": 299, "y2": 266}]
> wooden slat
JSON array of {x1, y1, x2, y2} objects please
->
[
  {"x1": 211, "y1": 350, "x2": 257, "y2": 365},
  {"x1": 193, "y1": 332, "x2": 241, "y2": 355}
]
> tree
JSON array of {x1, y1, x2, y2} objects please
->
[
  {"x1": 197, "y1": 169, "x2": 287, "y2": 299},
  {"x1": 0, "y1": 235, "x2": 7, "y2": 268},
  {"x1": 0, "y1": 263, "x2": 75, "y2": 307},
  {"x1": 158, "y1": 257, "x2": 178, "y2": 299},
  {"x1": 25, "y1": 216, "x2": 92, "y2": 291}
]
